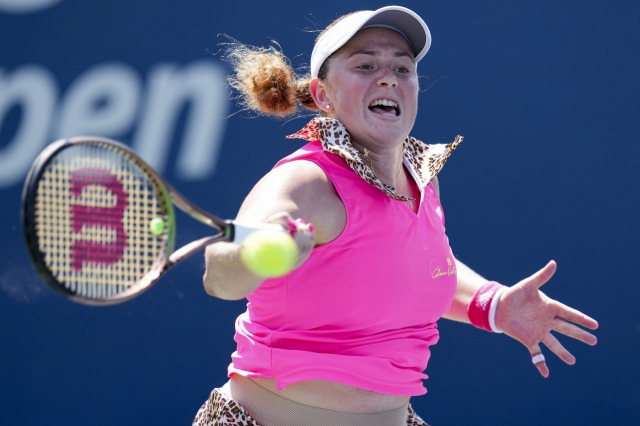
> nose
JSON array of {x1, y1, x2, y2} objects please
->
[{"x1": 377, "y1": 67, "x2": 398, "y2": 88}]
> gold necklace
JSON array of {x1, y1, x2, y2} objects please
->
[{"x1": 363, "y1": 148, "x2": 402, "y2": 183}]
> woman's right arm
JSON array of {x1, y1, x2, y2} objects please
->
[{"x1": 203, "y1": 160, "x2": 346, "y2": 300}]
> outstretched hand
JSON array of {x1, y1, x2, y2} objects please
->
[{"x1": 495, "y1": 261, "x2": 598, "y2": 378}]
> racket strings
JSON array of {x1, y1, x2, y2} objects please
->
[{"x1": 34, "y1": 143, "x2": 168, "y2": 299}]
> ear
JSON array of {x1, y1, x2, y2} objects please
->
[{"x1": 310, "y1": 78, "x2": 332, "y2": 112}]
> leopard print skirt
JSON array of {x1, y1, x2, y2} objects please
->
[{"x1": 192, "y1": 388, "x2": 429, "y2": 426}]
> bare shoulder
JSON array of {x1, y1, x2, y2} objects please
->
[{"x1": 238, "y1": 160, "x2": 346, "y2": 244}]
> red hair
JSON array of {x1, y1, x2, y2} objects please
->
[{"x1": 224, "y1": 13, "x2": 357, "y2": 117}]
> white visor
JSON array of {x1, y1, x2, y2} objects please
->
[{"x1": 310, "y1": 6, "x2": 431, "y2": 79}]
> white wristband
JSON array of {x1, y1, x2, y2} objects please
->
[{"x1": 488, "y1": 286, "x2": 507, "y2": 333}]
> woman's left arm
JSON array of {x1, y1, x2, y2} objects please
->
[
  {"x1": 434, "y1": 178, "x2": 598, "y2": 377},
  {"x1": 443, "y1": 258, "x2": 599, "y2": 377}
]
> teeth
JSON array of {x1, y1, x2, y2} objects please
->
[{"x1": 369, "y1": 99, "x2": 398, "y2": 108}]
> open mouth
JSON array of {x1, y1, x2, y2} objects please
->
[{"x1": 368, "y1": 99, "x2": 400, "y2": 116}]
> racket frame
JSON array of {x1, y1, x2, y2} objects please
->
[{"x1": 22, "y1": 137, "x2": 232, "y2": 305}]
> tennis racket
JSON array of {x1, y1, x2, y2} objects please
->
[{"x1": 22, "y1": 136, "x2": 282, "y2": 306}]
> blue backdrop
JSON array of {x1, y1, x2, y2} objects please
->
[{"x1": 1, "y1": 1, "x2": 638, "y2": 424}]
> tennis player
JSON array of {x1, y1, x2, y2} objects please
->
[{"x1": 194, "y1": 6, "x2": 598, "y2": 426}]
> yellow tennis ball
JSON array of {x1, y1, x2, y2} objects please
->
[
  {"x1": 241, "y1": 230, "x2": 298, "y2": 278},
  {"x1": 149, "y1": 218, "x2": 165, "y2": 236}
]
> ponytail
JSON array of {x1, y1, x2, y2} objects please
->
[
  {"x1": 223, "y1": 13, "x2": 357, "y2": 117},
  {"x1": 224, "y1": 41, "x2": 318, "y2": 117}
]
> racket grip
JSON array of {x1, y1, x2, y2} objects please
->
[{"x1": 231, "y1": 221, "x2": 285, "y2": 244}]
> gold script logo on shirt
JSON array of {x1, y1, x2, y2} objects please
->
[{"x1": 432, "y1": 258, "x2": 457, "y2": 279}]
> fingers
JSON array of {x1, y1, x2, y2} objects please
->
[
  {"x1": 554, "y1": 301, "x2": 599, "y2": 330},
  {"x1": 528, "y1": 329, "x2": 578, "y2": 378},
  {"x1": 541, "y1": 333, "x2": 575, "y2": 365},
  {"x1": 290, "y1": 218, "x2": 315, "y2": 246},
  {"x1": 521, "y1": 260, "x2": 557, "y2": 291},
  {"x1": 527, "y1": 334, "x2": 573, "y2": 379},
  {"x1": 528, "y1": 343, "x2": 550, "y2": 378},
  {"x1": 287, "y1": 218, "x2": 315, "y2": 268},
  {"x1": 264, "y1": 213, "x2": 316, "y2": 268},
  {"x1": 552, "y1": 318, "x2": 598, "y2": 346}
]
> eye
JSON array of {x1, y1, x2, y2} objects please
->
[
  {"x1": 395, "y1": 67, "x2": 411, "y2": 74},
  {"x1": 357, "y1": 64, "x2": 374, "y2": 70}
]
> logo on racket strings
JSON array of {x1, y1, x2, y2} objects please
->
[{"x1": 70, "y1": 168, "x2": 128, "y2": 270}]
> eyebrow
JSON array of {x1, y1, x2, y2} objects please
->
[{"x1": 347, "y1": 49, "x2": 415, "y2": 61}]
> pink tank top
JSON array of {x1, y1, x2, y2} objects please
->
[{"x1": 228, "y1": 140, "x2": 458, "y2": 396}]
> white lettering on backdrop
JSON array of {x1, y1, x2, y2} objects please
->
[
  {"x1": 0, "y1": 0, "x2": 64, "y2": 14},
  {"x1": 0, "y1": 60, "x2": 229, "y2": 188},
  {"x1": 0, "y1": 66, "x2": 58, "y2": 186}
]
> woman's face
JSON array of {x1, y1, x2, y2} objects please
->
[{"x1": 318, "y1": 27, "x2": 419, "y2": 149}]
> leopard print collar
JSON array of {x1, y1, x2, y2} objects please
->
[{"x1": 287, "y1": 118, "x2": 463, "y2": 201}]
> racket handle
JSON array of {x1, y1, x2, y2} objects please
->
[{"x1": 231, "y1": 221, "x2": 285, "y2": 244}]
